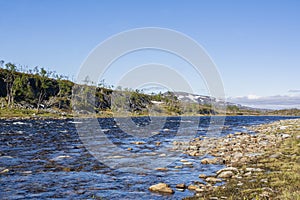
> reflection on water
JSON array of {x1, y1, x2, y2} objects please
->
[{"x1": 0, "y1": 116, "x2": 298, "y2": 199}]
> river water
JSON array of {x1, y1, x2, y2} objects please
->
[{"x1": 0, "y1": 116, "x2": 298, "y2": 200}]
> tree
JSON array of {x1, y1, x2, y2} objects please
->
[
  {"x1": 55, "y1": 75, "x2": 71, "y2": 109},
  {"x1": 4, "y1": 63, "x2": 17, "y2": 107},
  {"x1": 36, "y1": 67, "x2": 52, "y2": 112},
  {"x1": 13, "y1": 73, "x2": 35, "y2": 105},
  {"x1": 0, "y1": 60, "x2": 4, "y2": 68}
]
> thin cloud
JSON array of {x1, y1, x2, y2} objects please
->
[
  {"x1": 288, "y1": 89, "x2": 300, "y2": 93},
  {"x1": 228, "y1": 94, "x2": 300, "y2": 109}
]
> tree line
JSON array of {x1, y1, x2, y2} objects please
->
[
  {"x1": 0, "y1": 60, "x2": 219, "y2": 116},
  {"x1": 0, "y1": 60, "x2": 183, "y2": 115},
  {"x1": 0, "y1": 60, "x2": 73, "y2": 112}
]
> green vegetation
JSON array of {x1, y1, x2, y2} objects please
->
[
  {"x1": 0, "y1": 60, "x2": 299, "y2": 118},
  {"x1": 266, "y1": 108, "x2": 300, "y2": 116}
]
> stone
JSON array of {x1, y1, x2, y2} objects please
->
[
  {"x1": 189, "y1": 145, "x2": 198, "y2": 150},
  {"x1": 201, "y1": 158, "x2": 218, "y2": 164},
  {"x1": 217, "y1": 171, "x2": 234, "y2": 178},
  {"x1": 149, "y1": 183, "x2": 174, "y2": 194},
  {"x1": 244, "y1": 172, "x2": 252, "y2": 176},
  {"x1": 176, "y1": 183, "x2": 186, "y2": 189},
  {"x1": 216, "y1": 167, "x2": 239, "y2": 175},
  {"x1": 269, "y1": 153, "x2": 281, "y2": 158},
  {"x1": 182, "y1": 162, "x2": 193, "y2": 166},
  {"x1": 50, "y1": 155, "x2": 71, "y2": 161},
  {"x1": 280, "y1": 133, "x2": 290, "y2": 139},
  {"x1": 0, "y1": 168, "x2": 9, "y2": 174},
  {"x1": 155, "y1": 167, "x2": 168, "y2": 171},
  {"x1": 22, "y1": 171, "x2": 32, "y2": 174},
  {"x1": 189, "y1": 151, "x2": 198, "y2": 156},
  {"x1": 237, "y1": 182, "x2": 243, "y2": 186},
  {"x1": 200, "y1": 158, "x2": 209, "y2": 164},
  {"x1": 195, "y1": 188, "x2": 205, "y2": 192},
  {"x1": 234, "y1": 132, "x2": 243, "y2": 135},
  {"x1": 260, "y1": 179, "x2": 268, "y2": 183},
  {"x1": 205, "y1": 177, "x2": 222, "y2": 183},
  {"x1": 174, "y1": 166, "x2": 182, "y2": 169},
  {"x1": 132, "y1": 141, "x2": 145, "y2": 145},
  {"x1": 199, "y1": 174, "x2": 207, "y2": 178},
  {"x1": 245, "y1": 167, "x2": 264, "y2": 172},
  {"x1": 279, "y1": 126, "x2": 288, "y2": 130},
  {"x1": 187, "y1": 185, "x2": 198, "y2": 190}
]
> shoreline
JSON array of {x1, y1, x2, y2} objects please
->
[
  {"x1": 1, "y1": 108, "x2": 299, "y2": 120},
  {"x1": 176, "y1": 118, "x2": 300, "y2": 199}
]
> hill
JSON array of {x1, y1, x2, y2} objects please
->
[{"x1": 0, "y1": 61, "x2": 298, "y2": 118}]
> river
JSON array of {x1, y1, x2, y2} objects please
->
[{"x1": 0, "y1": 116, "x2": 299, "y2": 199}]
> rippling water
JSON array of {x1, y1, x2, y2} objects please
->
[{"x1": 0, "y1": 116, "x2": 298, "y2": 199}]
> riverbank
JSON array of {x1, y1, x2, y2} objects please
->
[
  {"x1": 179, "y1": 119, "x2": 300, "y2": 199},
  {"x1": 1, "y1": 107, "x2": 299, "y2": 120}
]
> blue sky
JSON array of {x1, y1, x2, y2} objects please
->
[{"x1": 0, "y1": 0, "x2": 299, "y2": 108}]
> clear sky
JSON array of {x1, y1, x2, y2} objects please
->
[{"x1": 0, "y1": 0, "x2": 299, "y2": 108}]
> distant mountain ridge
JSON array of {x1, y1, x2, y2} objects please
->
[{"x1": 172, "y1": 91, "x2": 270, "y2": 111}]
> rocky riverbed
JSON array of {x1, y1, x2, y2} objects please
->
[{"x1": 149, "y1": 119, "x2": 300, "y2": 199}]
